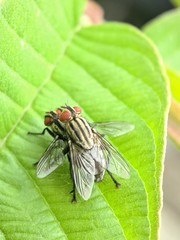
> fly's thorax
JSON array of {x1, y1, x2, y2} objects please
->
[
  {"x1": 51, "y1": 121, "x2": 65, "y2": 136},
  {"x1": 65, "y1": 116, "x2": 94, "y2": 150}
]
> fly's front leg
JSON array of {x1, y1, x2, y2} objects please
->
[
  {"x1": 28, "y1": 128, "x2": 67, "y2": 141},
  {"x1": 28, "y1": 127, "x2": 55, "y2": 138},
  {"x1": 106, "y1": 170, "x2": 121, "y2": 188},
  {"x1": 68, "y1": 154, "x2": 76, "y2": 202}
]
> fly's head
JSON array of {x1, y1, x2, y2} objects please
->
[
  {"x1": 44, "y1": 105, "x2": 82, "y2": 126},
  {"x1": 44, "y1": 109, "x2": 62, "y2": 126},
  {"x1": 59, "y1": 105, "x2": 82, "y2": 123}
]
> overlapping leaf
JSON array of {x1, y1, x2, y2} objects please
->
[
  {"x1": 144, "y1": 8, "x2": 180, "y2": 147},
  {"x1": 171, "y1": 0, "x2": 180, "y2": 6}
]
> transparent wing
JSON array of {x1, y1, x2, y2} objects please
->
[
  {"x1": 93, "y1": 132, "x2": 130, "y2": 179},
  {"x1": 94, "y1": 161, "x2": 105, "y2": 182},
  {"x1": 69, "y1": 141, "x2": 95, "y2": 200},
  {"x1": 91, "y1": 121, "x2": 134, "y2": 137},
  {"x1": 36, "y1": 136, "x2": 67, "y2": 178}
]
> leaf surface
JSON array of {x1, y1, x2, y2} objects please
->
[{"x1": 0, "y1": 1, "x2": 169, "y2": 239}]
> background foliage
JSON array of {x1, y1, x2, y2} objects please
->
[{"x1": 144, "y1": 8, "x2": 180, "y2": 147}]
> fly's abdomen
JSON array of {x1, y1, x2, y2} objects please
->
[{"x1": 66, "y1": 117, "x2": 93, "y2": 150}]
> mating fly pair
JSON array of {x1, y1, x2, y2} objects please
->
[{"x1": 28, "y1": 105, "x2": 134, "y2": 202}]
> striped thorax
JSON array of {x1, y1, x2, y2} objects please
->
[
  {"x1": 65, "y1": 116, "x2": 94, "y2": 150},
  {"x1": 57, "y1": 106, "x2": 93, "y2": 150}
]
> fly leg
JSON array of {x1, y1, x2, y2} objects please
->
[
  {"x1": 28, "y1": 128, "x2": 56, "y2": 138},
  {"x1": 28, "y1": 128, "x2": 67, "y2": 141},
  {"x1": 106, "y1": 170, "x2": 121, "y2": 188},
  {"x1": 68, "y1": 154, "x2": 76, "y2": 202},
  {"x1": 70, "y1": 179, "x2": 76, "y2": 203}
]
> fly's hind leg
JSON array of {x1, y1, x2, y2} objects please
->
[
  {"x1": 68, "y1": 154, "x2": 77, "y2": 202},
  {"x1": 106, "y1": 170, "x2": 121, "y2": 188},
  {"x1": 70, "y1": 179, "x2": 76, "y2": 203}
]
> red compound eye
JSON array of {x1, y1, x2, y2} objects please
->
[
  {"x1": 60, "y1": 110, "x2": 71, "y2": 122},
  {"x1": 44, "y1": 116, "x2": 53, "y2": 126},
  {"x1": 73, "y1": 106, "x2": 81, "y2": 114},
  {"x1": 55, "y1": 108, "x2": 62, "y2": 115}
]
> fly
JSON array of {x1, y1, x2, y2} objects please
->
[{"x1": 28, "y1": 105, "x2": 134, "y2": 202}]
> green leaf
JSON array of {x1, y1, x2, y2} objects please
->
[
  {"x1": 0, "y1": 1, "x2": 169, "y2": 239},
  {"x1": 143, "y1": 8, "x2": 180, "y2": 147},
  {"x1": 143, "y1": 9, "x2": 180, "y2": 74},
  {"x1": 171, "y1": 0, "x2": 180, "y2": 6}
]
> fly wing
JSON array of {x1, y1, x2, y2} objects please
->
[
  {"x1": 93, "y1": 132, "x2": 130, "y2": 179},
  {"x1": 91, "y1": 121, "x2": 134, "y2": 137},
  {"x1": 69, "y1": 141, "x2": 95, "y2": 200},
  {"x1": 36, "y1": 136, "x2": 67, "y2": 178}
]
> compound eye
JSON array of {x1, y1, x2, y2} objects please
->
[
  {"x1": 60, "y1": 110, "x2": 72, "y2": 122},
  {"x1": 73, "y1": 106, "x2": 81, "y2": 114},
  {"x1": 44, "y1": 116, "x2": 53, "y2": 126},
  {"x1": 55, "y1": 108, "x2": 62, "y2": 115}
]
